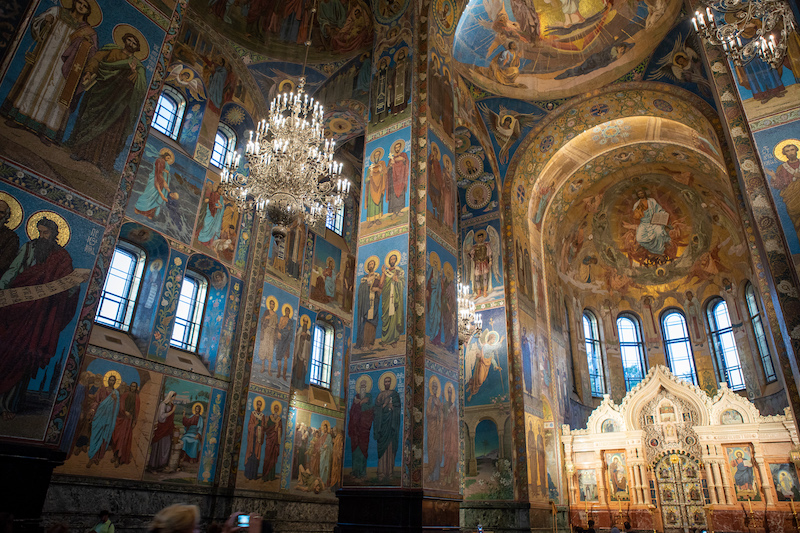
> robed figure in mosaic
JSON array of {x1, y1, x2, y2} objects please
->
[
  {"x1": 348, "y1": 377, "x2": 374, "y2": 479},
  {"x1": 374, "y1": 374, "x2": 400, "y2": 481}
]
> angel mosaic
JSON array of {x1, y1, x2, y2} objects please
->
[
  {"x1": 478, "y1": 103, "x2": 537, "y2": 164},
  {"x1": 463, "y1": 225, "x2": 500, "y2": 298},
  {"x1": 165, "y1": 64, "x2": 206, "y2": 101},
  {"x1": 646, "y1": 33, "x2": 711, "y2": 98}
]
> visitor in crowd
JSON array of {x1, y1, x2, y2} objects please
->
[
  {"x1": 586, "y1": 519, "x2": 596, "y2": 533},
  {"x1": 91, "y1": 511, "x2": 113, "y2": 533},
  {"x1": 149, "y1": 505, "x2": 199, "y2": 533}
]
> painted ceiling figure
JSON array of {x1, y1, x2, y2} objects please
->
[{"x1": 555, "y1": 42, "x2": 631, "y2": 80}]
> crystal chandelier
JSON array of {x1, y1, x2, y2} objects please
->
[
  {"x1": 692, "y1": 0, "x2": 796, "y2": 69},
  {"x1": 458, "y1": 275, "x2": 482, "y2": 347},
  {"x1": 220, "y1": 0, "x2": 350, "y2": 231}
]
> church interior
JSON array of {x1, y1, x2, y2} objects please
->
[{"x1": 1, "y1": 0, "x2": 800, "y2": 532}]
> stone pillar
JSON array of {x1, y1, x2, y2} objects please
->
[
  {"x1": 704, "y1": 461, "x2": 719, "y2": 504},
  {"x1": 336, "y1": 0, "x2": 461, "y2": 529}
]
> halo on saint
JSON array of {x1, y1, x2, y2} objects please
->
[
  {"x1": 112, "y1": 24, "x2": 150, "y2": 61},
  {"x1": 429, "y1": 251, "x2": 441, "y2": 271},
  {"x1": 301, "y1": 315, "x2": 311, "y2": 327},
  {"x1": 265, "y1": 295, "x2": 279, "y2": 310},
  {"x1": 321, "y1": 420, "x2": 330, "y2": 432},
  {"x1": 393, "y1": 47, "x2": 409, "y2": 63},
  {"x1": 63, "y1": 0, "x2": 103, "y2": 27},
  {"x1": 442, "y1": 155, "x2": 452, "y2": 168},
  {"x1": 391, "y1": 138, "x2": 406, "y2": 153},
  {"x1": 364, "y1": 255, "x2": 380, "y2": 271},
  {"x1": 278, "y1": 79, "x2": 296, "y2": 93},
  {"x1": 0, "y1": 191, "x2": 23, "y2": 231},
  {"x1": 252, "y1": 395, "x2": 266, "y2": 410},
  {"x1": 774, "y1": 139, "x2": 800, "y2": 162},
  {"x1": 103, "y1": 370, "x2": 121, "y2": 388},
  {"x1": 270, "y1": 400, "x2": 282, "y2": 414},
  {"x1": 355, "y1": 374, "x2": 373, "y2": 393},
  {"x1": 159, "y1": 147, "x2": 175, "y2": 163},
  {"x1": 26, "y1": 210, "x2": 70, "y2": 247},
  {"x1": 444, "y1": 381, "x2": 455, "y2": 401},
  {"x1": 192, "y1": 402, "x2": 205, "y2": 415},
  {"x1": 480, "y1": 328, "x2": 497, "y2": 345},
  {"x1": 384, "y1": 250, "x2": 402, "y2": 266},
  {"x1": 281, "y1": 303, "x2": 293, "y2": 318},
  {"x1": 370, "y1": 147, "x2": 385, "y2": 162},
  {"x1": 443, "y1": 262, "x2": 454, "y2": 281},
  {"x1": 428, "y1": 375, "x2": 441, "y2": 397},
  {"x1": 378, "y1": 371, "x2": 397, "y2": 390}
]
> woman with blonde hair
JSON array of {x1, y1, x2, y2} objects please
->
[{"x1": 149, "y1": 504, "x2": 199, "y2": 533}]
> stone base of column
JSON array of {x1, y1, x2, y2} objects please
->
[
  {"x1": 0, "y1": 443, "x2": 66, "y2": 533},
  {"x1": 459, "y1": 501, "x2": 532, "y2": 533},
  {"x1": 336, "y1": 489, "x2": 460, "y2": 532}
]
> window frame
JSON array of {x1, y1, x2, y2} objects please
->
[
  {"x1": 616, "y1": 313, "x2": 647, "y2": 391},
  {"x1": 745, "y1": 282, "x2": 777, "y2": 383},
  {"x1": 169, "y1": 270, "x2": 208, "y2": 352},
  {"x1": 660, "y1": 309, "x2": 698, "y2": 385},
  {"x1": 95, "y1": 241, "x2": 146, "y2": 332},
  {"x1": 310, "y1": 322, "x2": 334, "y2": 389},
  {"x1": 326, "y1": 202, "x2": 345, "y2": 235},
  {"x1": 210, "y1": 123, "x2": 237, "y2": 169},
  {"x1": 707, "y1": 298, "x2": 745, "y2": 391},
  {"x1": 152, "y1": 85, "x2": 185, "y2": 140},
  {"x1": 582, "y1": 310, "x2": 605, "y2": 397}
]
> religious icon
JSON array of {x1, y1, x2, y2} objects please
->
[{"x1": 462, "y1": 225, "x2": 501, "y2": 298}]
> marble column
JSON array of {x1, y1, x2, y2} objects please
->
[
  {"x1": 714, "y1": 462, "x2": 735, "y2": 505},
  {"x1": 704, "y1": 461, "x2": 719, "y2": 504}
]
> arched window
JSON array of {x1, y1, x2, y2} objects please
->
[
  {"x1": 326, "y1": 203, "x2": 345, "y2": 235},
  {"x1": 661, "y1": 310, "x2": 698, "y2": 385},
  {"x1": 95, "y1": 242, "x2": 146, "y2": 331},
  {"x1": 707, "y1": 299, "x2": 745, "y2": 390},
  {"x1": 170, "y1": 271, "x2": 208, "y2": 351},
  {"x1": 565, "y1": 300, "x2": 577, "y2": 393},
  {"x1": 152, "y1": 85, "x2": 185, "y2": 139},
  {"x1": 582, "y1": 310, "x2": 605, "y2": 397},
  {"x1": 310, "y1": 322, "x2": 334, "y2": 389},
  {"x1": 617, "y1": 314, "x2": 647, "y2": 391},
  {"x1": 210, "y1": 123, "x2": 236, "y2": 168},
  {"x1": 745, "y1": 282, "x2": 776, "y2": 383}
]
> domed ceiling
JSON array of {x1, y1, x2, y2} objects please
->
[
  {"x1": 190, "y1": 0, "x2": 374, "y2": 64},
  {"x1": 453, "y1": 0, "x2": 682, "y2": 99}
]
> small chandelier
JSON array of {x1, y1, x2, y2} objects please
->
[
  {"x1": 458, "y1": 275, "x2": 482, "y2": 347},
  {"x1": 692, "y1": 0, "x2": 796, "y2": 69},
  {"x1": 220, "y1": 0, "x2": 350, "y2": 229}
]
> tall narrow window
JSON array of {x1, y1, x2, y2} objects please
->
[
  {"x1": 565, "y1": 301, "x2": 577, "y2": 393},
  {"x1": 617, "y1": 314, "x2": 647, "y2": 391},
  {"x1": 661, "y1": 310, "x2": 698, "y2": 385},
  {"x1": 95, "y1": 243, "x2": 146, "y2": 331},
  {"x1": 310, "y1": 323, "x2": 334, "y2": 388},
  {"x1": 170, "y1": 271, "x2": 207, "y2": 351},
  {"x1": 326, "y1": 203, "x2": 345, "y2": 235},
  {"x1": 583, "y1": 310, "x2": 605, "y2": 397},
  {"x1": 152, "y1": 86, "x2": 185, "y2": 139},
  {"x1": 210, "y1": 124, "x2": 236, "y2": 168},
  {"x1": 745, "y1": 282, "x2": 777, "y2": 383},
  {"x1": 707, "y1": 299, "x2": 745, "y2": 390}
]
